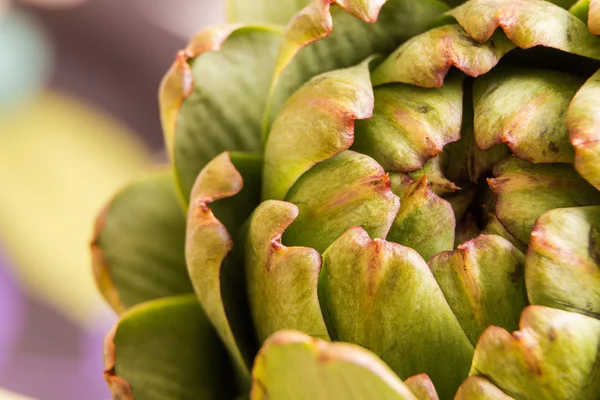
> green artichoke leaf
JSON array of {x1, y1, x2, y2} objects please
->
[
  {"x1": 567, "y1": 69, "x2": 600, "y2": 190},
  {"x1": 186, "y1": 152, "x2": 262, "y2": 387},
  {"x1": 482, "y1": 213, "x2": 527, "y2": 253},
  {"x1": 264, "y1": 0, "x2": 450, "y2": 133},
  {"x1": 405, "y1": 156, "x2": 460, "y2": 196},
  {"x1": 162, "y1": 26, "x2": 282, "y2": 201},
  {"x1": 250, "y1": 330, "x2": 421, "y2": 400},
  {"x1": 262, "y1": 59, "x2": 375, "y2": 201},
  {"x1": 470, "y1": 305, "x2": 600, "y2": 399},
  {"x1": 526, "y1": 206, "x2": 600, "y2": 319},
  {"x1": 449, "y1": 0, "x2": 600, "y2": 59},
  {"x1": 245, "y1": 200, "x2": 329, "y2": 343},
  {"x1": 455, "y1": 376, "x2": 515, "y2": 400},
  {"x1": 387, "y1": 175, "x2": 455, "y2": 261},
  {"x1": 91, "y1": 169, "x2": 192, "y2": 314},
  {"x1": 227, "y1": 0, "x2": 312, "y2": 24},
  {"x1": 428, "y1": 234, "x2": 528, "y2": 345},
  {"x1": 318, "y1": 226, "x2": 474, "y2": 399},
  {"x1": 371, "y1": 24, "x2": 515, "y2": 87},
  {"x1": 282, "y1": 151, "x2": 400, "y2": 253},
  {"x1": 403, "y1": 374, "x2": 440, "y2": 400},
  {"x1": 352, "y1": 72, "x2": 464, "y2": 172},
  {"x1": 104, "y1": 295, "x2": 235, "y2": 400},
  {"x1": 488, "y1": 157, "x2": 600, "y2": 244},
  {"x1": 473, "y1": 66, "x2": 583, "y2": 164}
]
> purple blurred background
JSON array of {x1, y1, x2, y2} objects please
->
[{"x1": 0, "y1": 1, "x2": 224, "y2": 398}]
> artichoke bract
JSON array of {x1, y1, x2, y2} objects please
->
[{"x1": 92, "y1": 0, "x2": 600, "y2": 399}]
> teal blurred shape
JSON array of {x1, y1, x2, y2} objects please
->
[{"x1": 0, "y1": 8, "x2": 52, "y2": 110}]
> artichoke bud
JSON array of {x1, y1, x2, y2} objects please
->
[{"x1": 93, "y1": 0, "x2": 600, "y2": 398}]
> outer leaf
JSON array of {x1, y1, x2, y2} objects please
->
[
  {"x1": 371, "y1": 24, "x2": 515, "y2": 87},
  {"x1": 282, "y1": 151, "x2": 400, "y2": 253},
  {"x1": 245, "y1": 200, "x2": 329, "y2": 343},
  {"x1": 319, "y1": 227, "x2": 474, "y2": 399},
  {"x1": 91, "y1": 170, "x2": 192, "y2": 313},
  {"x1": 227, "y1": 0, "x2": 312, "y2": 24},
  {"x1": 250, "y1": 330, "x2": 419, "y2": 400},
  {"x1": 473, "y1": 66, "x2": 583, "y2": 163},
  {"x1": 159, "y1": 25, "x2": 240, "y2": 158},
  {"x1": 104, "y1": 295, "x2": 234, "y2": 400},
  {"x1": 567, "y1": 70, "x2": 600, "y2": 190},
  {"x1": 488, "y1": 157, "x2": 600, "y2": 243},
  {"x1": 455, "y1": 376, "x2": 514, "y2": 400},
  {"x1": 450, "y1": 0, "x2": 600, "y2": 59},
  {"x1": 387, "y1": 175, "x2": 455, "y2": 261},
  {"x1": 428, "y1": 234, "x2": 528, "y2": 345},
  {"x1": 526, "y1": 206, "x2": 600, "y2": 319},
  {"x1": 186, "y1": 152, "x2": 261, "y2": 386},
  {"x1": 264, "y1": 0, "x2": 450, "y2": 131},
  {"x1": 167, "y1": 26, "x2": 282, "y2": 200},
  {"x1": 353, "y1": 73, "x2": 464, "y2": 172},
  {"x1": 470, "y1": 306, "x2": 600, "y2": 400},
  {"x1": 262, "y1": 60, "x2": 374, "y2": 201}
]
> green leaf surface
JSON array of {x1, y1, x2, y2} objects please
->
[
  {"x1": 526, "y1": 206, "x2": 600, "y2": 319},
  {"x1": 92, "y1": 170, "x2": 192, "y2": 313},
  {"x1": 474, "y1": 67, "x2": 582, "y2": 163},
  {"x1": 371, "y1": 24, "x2": 515, "y2": 87},
  {"x1": 173, "y1": 26, "x2": 282, "y2": 200},
  {"x1": 353, "y1": 73, "x2": 464, "y2": 172},
  {"x1": 470, "y1": 306, "x2": 600, "y2": 400},
  {"x1": 428, "y1": 234, "x2": 528, "y2": 345},
  {"x1": 105, "y1": 295, "x2": 234, "y2": 400},
  {"x1": 488, "y1": 157, "x2": 600, "y2": 243},
  {"x1": 449, "y1": 0, "x2": 600, "y2": 59},
  {"x1": 282, "y1": 151, "x2": 400, "y2": 253},
  {"x1": 387, "y1": 175, "x2": 455, "y2": 261},
  {"x1": 245, "y1": 200, "x2": 329, "y2": 343},
  {"x1": 265, "y1": 0, "x2": 450, "y2": 131},
  {"x1": 186, "y1": 153, "x2": 262, "y2": 386},
  {"x1": 250, "y1": 330, "x2": 420, "y2": 400},
  {"x1": 318, "y1": 227, "x2": 473, "y2": 399},
  {"x1": 455, "y1": 376, "x2": 514, "y2": 400},
  {"x1": 567, "y1": 70, "x2": 600, "y2": 190},
  {"x1": 263, "y1": 60, "x2": 374, "y2": 201},
  {"x1": 227, "y1": 0, "x2": 312, "y2": 24}
]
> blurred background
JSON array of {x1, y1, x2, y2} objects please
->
[{"x1": 0, "y1": 1, "x2": 224, "y2": 398}]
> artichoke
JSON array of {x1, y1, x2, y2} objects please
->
[{"x1": 92, "y1": 0, "x2": 600, "y2": 399}]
